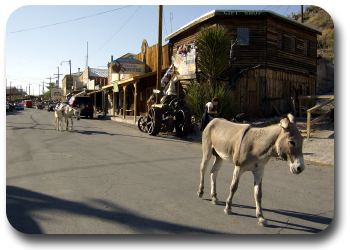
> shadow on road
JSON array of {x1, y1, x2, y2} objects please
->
[
  {"x1": 6, "y1": 186, "x2": 222, "y2": 234},
  {"x1": 204, "y1": 199, "x2": 331, "y2": 233}
]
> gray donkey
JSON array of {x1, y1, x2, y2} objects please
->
[{"x1": 197, "y1": 114, "x2": 304, "y2": 226}]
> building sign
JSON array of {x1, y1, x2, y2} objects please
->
[
  {"x1": 52, "y1": 89, "x2": 63, "y2": 97},
  {"x1": 172, "y1": 43, "x2": 196, "y2": 76},
  {"x1": 113, "y1": 83, "x2": 119, "y2": 92},
  {"x1": 111, "y1": 57, "x2": 145, "y2": 75}
]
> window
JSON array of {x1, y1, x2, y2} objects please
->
[
  {"x1": 291, "y1": 37, "x2": 296, "y2": 53},
  {"x1": 304, "y1": 41, "x2": 309, "y2": 57},
  {"x1": 277, "y1": 32, "x2": 284, "y2": 50},
  {"x1": 237, "y1": 27, "x2": 249, "y2": 45}
]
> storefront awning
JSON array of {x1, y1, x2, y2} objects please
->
[
  {"x1": 87, "y1": 89, "x2": 103, "y2": 95},
  {"x1": 103, "y1": 68, "x2": 169, "y2": 89}
]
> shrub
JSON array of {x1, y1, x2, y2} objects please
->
[{"x1": 185, "y1": 81, "x2": 238, "y2": 122}]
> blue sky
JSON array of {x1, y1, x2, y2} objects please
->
[{"x1": 3, "y1": 2, "x2": 334, "y2": 96}]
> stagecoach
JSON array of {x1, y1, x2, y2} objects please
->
[{"x1": 137, "y1": 75, "x2": 192, "y2": 136}]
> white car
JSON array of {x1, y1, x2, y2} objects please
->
[{"x1": 15, "y1": 104, "x2": 24, "y2": 110}]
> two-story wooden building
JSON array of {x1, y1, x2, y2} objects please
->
[{"x1": 165, "y1": 9, "x2": 322, "y2": 118}]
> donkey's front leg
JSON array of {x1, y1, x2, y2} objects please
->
[
  {"x1": 210, "y1": 156, "x2": 223, "y2": 204},
  {"x1": 253, "y1": 163, "x2": 268, "y2": 227},
  {"x1": 197, "y1": 148, "x2": 212, "y2": 198},
  {"x1": 224, "y1": 166, "x2": 244, "y2": 214}
]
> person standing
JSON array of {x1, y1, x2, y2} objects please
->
[{"x1": 200, "y1": 97, "x2": 219, "y2": 131}]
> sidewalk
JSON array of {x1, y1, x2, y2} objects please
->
[{"x1": 104, "y1": 115, "x2": 334, "y2": 167}]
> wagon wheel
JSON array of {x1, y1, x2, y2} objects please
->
[
  {"x1": 137, "y1": 116, "x2": 148, "y2": 133},
  {"x1": 175, "y1": 109, "x2": 192, "y2": 136},
  {"x1": 146, "y1": 108, "x2": 162, "y2": 136}
]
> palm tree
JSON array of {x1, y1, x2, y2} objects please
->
[{"x1": 196, "y1": 25, "x2": 231, "y2": 85}]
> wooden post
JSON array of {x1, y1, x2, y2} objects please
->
[
  {"x1": 113, "y1": 90, "x2": 115, "y2": 117},
  {"x1": 123, "y1": 85, "x2": 126, "y2": 119},
  {"x1": 134, "y1": 82, "x2": 138, "y2": 122},
  {"x1": 307, "y1": 111, "x2": 311, "y2": 139},
  {"x1": 156, "y1": 5, "x2": 163, "y2": 103}
]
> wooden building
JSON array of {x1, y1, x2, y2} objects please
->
[
  {"x1": 104, "y1": 40, "x2": 170, "y2": 119},
  {"x1": 165, "y1": 10, "x2": 322, "y2": 118}
]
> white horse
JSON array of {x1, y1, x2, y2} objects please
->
[
  {"x1": 58, "y1": 104, "x2": 85, "y2": 131},
  {"x1": 197, "y1": 114, "x2": 304, "y2": 227}
]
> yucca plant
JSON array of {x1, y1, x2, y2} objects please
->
[
  {"x1": 196, "y1": 25, "x2": 231, "y2": 85},
  {"x1": 185, "y1": 81, "x2": 238, "y2": 122}
]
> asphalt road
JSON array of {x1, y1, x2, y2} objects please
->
[{"x1": 6, "y1": 108, "x2": 334, "y2": 234}]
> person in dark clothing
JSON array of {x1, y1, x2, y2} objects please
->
[{"x1": 200, "y1": 97, "x2": 219, "y2": 131}]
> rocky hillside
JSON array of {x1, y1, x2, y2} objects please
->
[{"x1": 287, "y1": 6, "x2": 334, "y2": 61}]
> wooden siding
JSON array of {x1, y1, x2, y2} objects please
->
[
  {"x1": 234, "y1": 68, "x2": 316, "y2": 117},
  {"x1": 266, "y1": 16, "x2": 318, "y2": 76},
  {"x1": 218, "y1": 16, "x2": 267, "y2": 68},
  {"x1": 133, "y1": 43, "x2": 170, "y2": 73}
]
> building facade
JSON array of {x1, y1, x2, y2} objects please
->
[{"x1": 165, "y1": 9, "x2": 322, "y2": 118}]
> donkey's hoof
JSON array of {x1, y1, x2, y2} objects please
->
[
  {"x1": 224, "y1": 208, "x2": 232, "y2": 215},
  {"x1": 211, "y1": 198, "x2": 218, "y2": 205},
  {"x1": 197, "y1": 191, "x2": 203, "y2": 198},
  {"x1": 258, "y1": 218, "x2": 267, "y2": 227}
]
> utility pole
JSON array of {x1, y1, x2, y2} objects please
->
[
  {"x1": 61, "y1": 60, "x2": 72, "y2": 90},
  {"x1": 156, "y1": 5, "x2": 163, "y2": 103},
  {"x1": 301, "y1": 5, "x2": 304, "y2": 23},
  {"x1": 54, "y1": 67, "x2": 63, "y2": 88},
  {"x1": 86, "y1": 42, "x2": 88, "y2": 68},
  {"x1": 28, "y1": 83, "x2": 31, "y2": 96},
  {"x1": 47, "y1": 77, "x2": 54, "y2": 100}
]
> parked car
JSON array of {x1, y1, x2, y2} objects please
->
[
  {"x1": 47, "y1": 103, "x2": 56, "y2": 112},
  {"x1": 36, "y1": 104, "x2": 43, "y2": 109},
  {"x1": 68, "y1": 96, "x2": 94, "y2": 118},
  {"x1": 6, "y1": 102, "x2": 10, "y2": 112},
  {"x1": 15, "y1": 104, "x2": 24, "y2": 110}
]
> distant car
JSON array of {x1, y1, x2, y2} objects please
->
[
  {"x1": 47, "y1": 103, "x2": 56, "y2": 112},
  {"x1": 36, "y1": 104, "x2": 43, "y2": 109},
  {"x1": 6, "y1": 102, "x2": 10, "y2": 112},
  {"x1": 69, "y1": 96, "x2": 94, "y2": 118},
  {"x1": 15, "y1": 104, "x2": 24, "y2": 110}
]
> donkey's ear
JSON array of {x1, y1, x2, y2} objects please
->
[
  {"x1": 287, "y1": 113, "x2": 295, "y2": 123},
  {"x1": 280, "y1": 118, "x2": 290, "y2": 130}
]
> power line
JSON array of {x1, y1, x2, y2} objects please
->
[
  {"x1": 6, "y1": 6, "x2": 133, "y2": 34},
  {"x1": 90, "y1": 5, "x2": 142, "y2": 58},
  {"x1": 283, "y1": 6, "x2": 291, "y2": 16}
]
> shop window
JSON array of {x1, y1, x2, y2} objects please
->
[{"x1": 237, "y1": 27, "x2": 249, "y2": 45}]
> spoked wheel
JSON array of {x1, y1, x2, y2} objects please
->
[
  {"x1": 137, "y1": 116, "x2": 148, "y2": 133},
  {"x1": 175, "y1": 109, "x2": 192, "y2": 136},
  {"x1": 146, "y1": 108, "x2": 162, "y2": 136}
]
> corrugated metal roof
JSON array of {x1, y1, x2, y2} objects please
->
[
  {"x1": 89, "y1": 68, "x2": 108, "y2": 78},
  {"x1": 165, "y1": 9, "x2": 322, "y2": 41}
]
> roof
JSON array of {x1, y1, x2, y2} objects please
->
[
  {"x1": 165, "y1": 9, "x2": 322, "y2": 41},
  {"x1": 89, "y1": 68, "x2": 108, "y2": 78}
]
